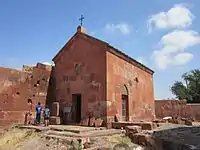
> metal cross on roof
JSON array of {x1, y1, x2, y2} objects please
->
[{"x1": 79, "y1": 15, "x2": 84, "y2": 26}]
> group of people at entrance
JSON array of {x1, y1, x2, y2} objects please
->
[{"x1": 35, "y1": 102, "x2": 50, "y2": 126}]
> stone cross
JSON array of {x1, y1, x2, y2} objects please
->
[{"x1": 79, "y1": 15, "x2": 84, "y2": 26}]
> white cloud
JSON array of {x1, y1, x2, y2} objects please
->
[
  {"x1": 152, "y1": 51, "x2": 171, "y2": 70},
  {"x1": 152, "y1": 30, "x2": 200, "y2": 70},
  {"x1": 104, "y1": 23, "x2": 132, "y2": 35},
  {"x1": 148, "y1": 4, "x2": 194, "y2": 31},
  {"x1": 173, "y1": 52, "x2": 193, "y2": 65},
  {"x1": 161, "y1": 30, "x2": 200, "y2": 52}
]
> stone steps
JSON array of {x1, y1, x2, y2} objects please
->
[
  {"x1": 86, "y1": 129, "x2": 121, "y2": 137},
  {"x1": 19, "y1": 125, "x2": 50, "y2": 132},
  {"x1": 46, "y1": 130, "x2": 82, "y2": 138},
  {"x1": 112, "y1": 122, "x2": 153, "y2": 130},
  {"x1": 50, "y1": 126, "x2": 104, "y2": 134},
  {"x1": 45, "y1": 129, "x2": 121, "y2": 138},
  {"x1": 18, "y1": 125, "x2": 106, "y2": 134}
]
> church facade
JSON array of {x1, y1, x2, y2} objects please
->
[{"x1": 53, "y1": 26, "x2": 155, "y2": 125}]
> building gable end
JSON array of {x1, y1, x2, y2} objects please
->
[{"x1": 52, "y1": 33, "x2": 78, "y2": 62}]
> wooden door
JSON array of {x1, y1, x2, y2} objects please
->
[{"x1": 122, "y1": 95, "x2": 128, "y2": 121}]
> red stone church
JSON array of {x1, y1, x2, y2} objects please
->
[{"x1": 52, "y1": 26, "x2": 155, "y2": 125}]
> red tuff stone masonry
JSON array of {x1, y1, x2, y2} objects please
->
[
  {"x1": 106, "y1": 49, "x2": 155, "y2": 123},
  {"x1": 155, "y1": 100, "x2": 200, "y2": 121},
  {"x1": 0, "y1": 63, "x2": 55, "y2": 127},
  {"x1": 53, "y1": 26, "x2": 107, "y2": 124},
  {"x1": 53, "y1": 26, "x2": 155, "y2": 126},
  {"x1": 0, "y1": 26, "x2": 156, "y2": 127}
]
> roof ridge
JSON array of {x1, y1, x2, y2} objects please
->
[{"x1": 80, "y1": 32, "x2": 154, "y2": 74}]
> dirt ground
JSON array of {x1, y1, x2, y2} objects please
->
[{"x1": 0, "y1": 128, "x2": 141, "y2": 150}]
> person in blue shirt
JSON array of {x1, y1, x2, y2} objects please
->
[
  {"x1": 43, "y1": 105, "x2": 50, "y2": 126},
  {"x1": 35, "y1": 102, "x2": 43, "y2": 125}
]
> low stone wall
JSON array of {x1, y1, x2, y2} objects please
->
[
  {"x1": 155, "y1": 100, "x2": 200, "y2": 121},
  {"x1": 112, "y1": 122, "x2": 154, "y2": 130},
  {"x1": 0, "y1": 111, "x2": 27, "y2": 126},
  {"x1": 0, "y1": 63, "x2": 56, "y2": 127}
]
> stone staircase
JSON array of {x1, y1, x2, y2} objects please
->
[
  {"x1": 45, "y1": 128, "x2": 121, "y2": 138},
  {"x1": 19, "y1": 125, "x2": 122, "y2": 140},
  {"x1": 18, "y1": 125, "x2": 145, "y2": 149}
]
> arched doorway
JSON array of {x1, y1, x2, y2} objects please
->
[{"x1": 121, "y1": 84, "x2": 129, "y2": 121}]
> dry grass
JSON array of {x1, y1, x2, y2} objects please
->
[
  {"x1": 102, "y1": 135, "x2": 131, "y2": 144},
  {"x1": 0, "y1": 127, "x2": 38, "y2": 149}
]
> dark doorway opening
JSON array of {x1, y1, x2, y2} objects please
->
[
  {"x1": 72, "y1": 94, "x2": 82, "y2": 123},
  {"x1": 122, "y1": 94, "x2": 129, "y2": 121}
]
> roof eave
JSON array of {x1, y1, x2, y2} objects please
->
[
  {"x1": 52, "y1": 32, "x2": 78, "y2": 62},
  {"x1": 80, "y1": 33, "x2": 154, "y2": 75},
  {"x1": 107, "y1": 45, "x2": 154, "y2": 75}
]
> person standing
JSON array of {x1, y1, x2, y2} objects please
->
[
  {"x1": 43, "y1": 105, "x2": 50, "y2": 126},
  {"x1": 35, "y1": 102, "x2": 43, "y2": 125}
]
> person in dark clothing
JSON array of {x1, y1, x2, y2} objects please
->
[
  {"x1": 35, "y1": 102, "x2": 43, "y2": 125},
  {"x1": 43, "y1": 105, "x2": 50, "y2": 126}
]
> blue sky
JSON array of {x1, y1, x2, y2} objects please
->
[{"x1": 0, "y1": 0, "x2": 200, "y2": 99}]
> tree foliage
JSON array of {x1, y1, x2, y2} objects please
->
[{"x1": 171, "y1": 69, "x2": 200, "y2": 103}]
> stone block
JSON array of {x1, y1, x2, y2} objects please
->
[
  {"x1": 131, "y1": 133, "x2": 139, "y2": 144},
  {"x1": 152, "y1": 122, "x2": 160, "y2": 128},
  {"x1": 125, "y1": 125, "x2": 142, "y2": 136},
  {"x1": 49, "y1": 116, "x2": 60, "y2": 125},
  {"x1": 89, "y1": 117, "x2": 95, "y2": 126},
  {"x1": 141, "y1": 123, "x2": 152, "y2": 130},
  {"x1": 131, "y1": 133, "x2": 152, "y2": 147},
  {"x1": 177, "y1": 119, "x2": 185, "y2": 125},
  {"x1": 51, "y1": 102, "x2": 59, "y2": 116},
  {"x1": 95, "y1": 118, "x2": 103, "y2": 127},
  {"x1": 179, "y1": 118, "x2": 192, "y2": 126},
  {"x1": 24, "y1": 112, "x2": 34, "y2": 125},
  {"x1": 81, "y1": 118, "x2": 89, "y2": 126},
  {"x1": 185, "y1": 119, "x2": 192, "y2": 126},
  {"x1": 106, "y1": 122, "x2": 112, "y2": 129},
  {"x1": 172, "y1": 119, "x2": 179, "y2": 124},
  {"x1": 137, "y1": 134, "x2": 147, "y2": 146}
]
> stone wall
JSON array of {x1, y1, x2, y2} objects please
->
[
  {"x1": 155, "y1": 100, "x2": 200, "y2": 121},
  {"x1": 53, "y1": 33, "x2": 107, "y2": 124},
  {"x1": 106, "y1": 48, "x2": 155, "y2": 122},
  {"x1": 0, "y1": 63, "x2": 55, "y2": 127}
]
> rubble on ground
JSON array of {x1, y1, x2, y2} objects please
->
[{"x1": 1, "y1": 116, "x2": 200, "y2": 150}]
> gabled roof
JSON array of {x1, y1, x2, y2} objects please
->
[
  {"x1": 52, "y1": 32, "x2": 78, "y2": 62},
  {"x1": 52, "y1": 27, "x2": 154, "y2": 75}
]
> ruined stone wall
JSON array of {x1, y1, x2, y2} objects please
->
[
  {"x1": 106, "y1": 49, "x2": 155, "y2": 122},
  {"x1": 54, "y1": 34, "x2": 107, "y2": 123},
  {"x1": 0, "y1": 63, "x2": 54, "y2": 127},
  {"x1": 155, "y1": 100, "x2": 200, "y2": 121}
]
